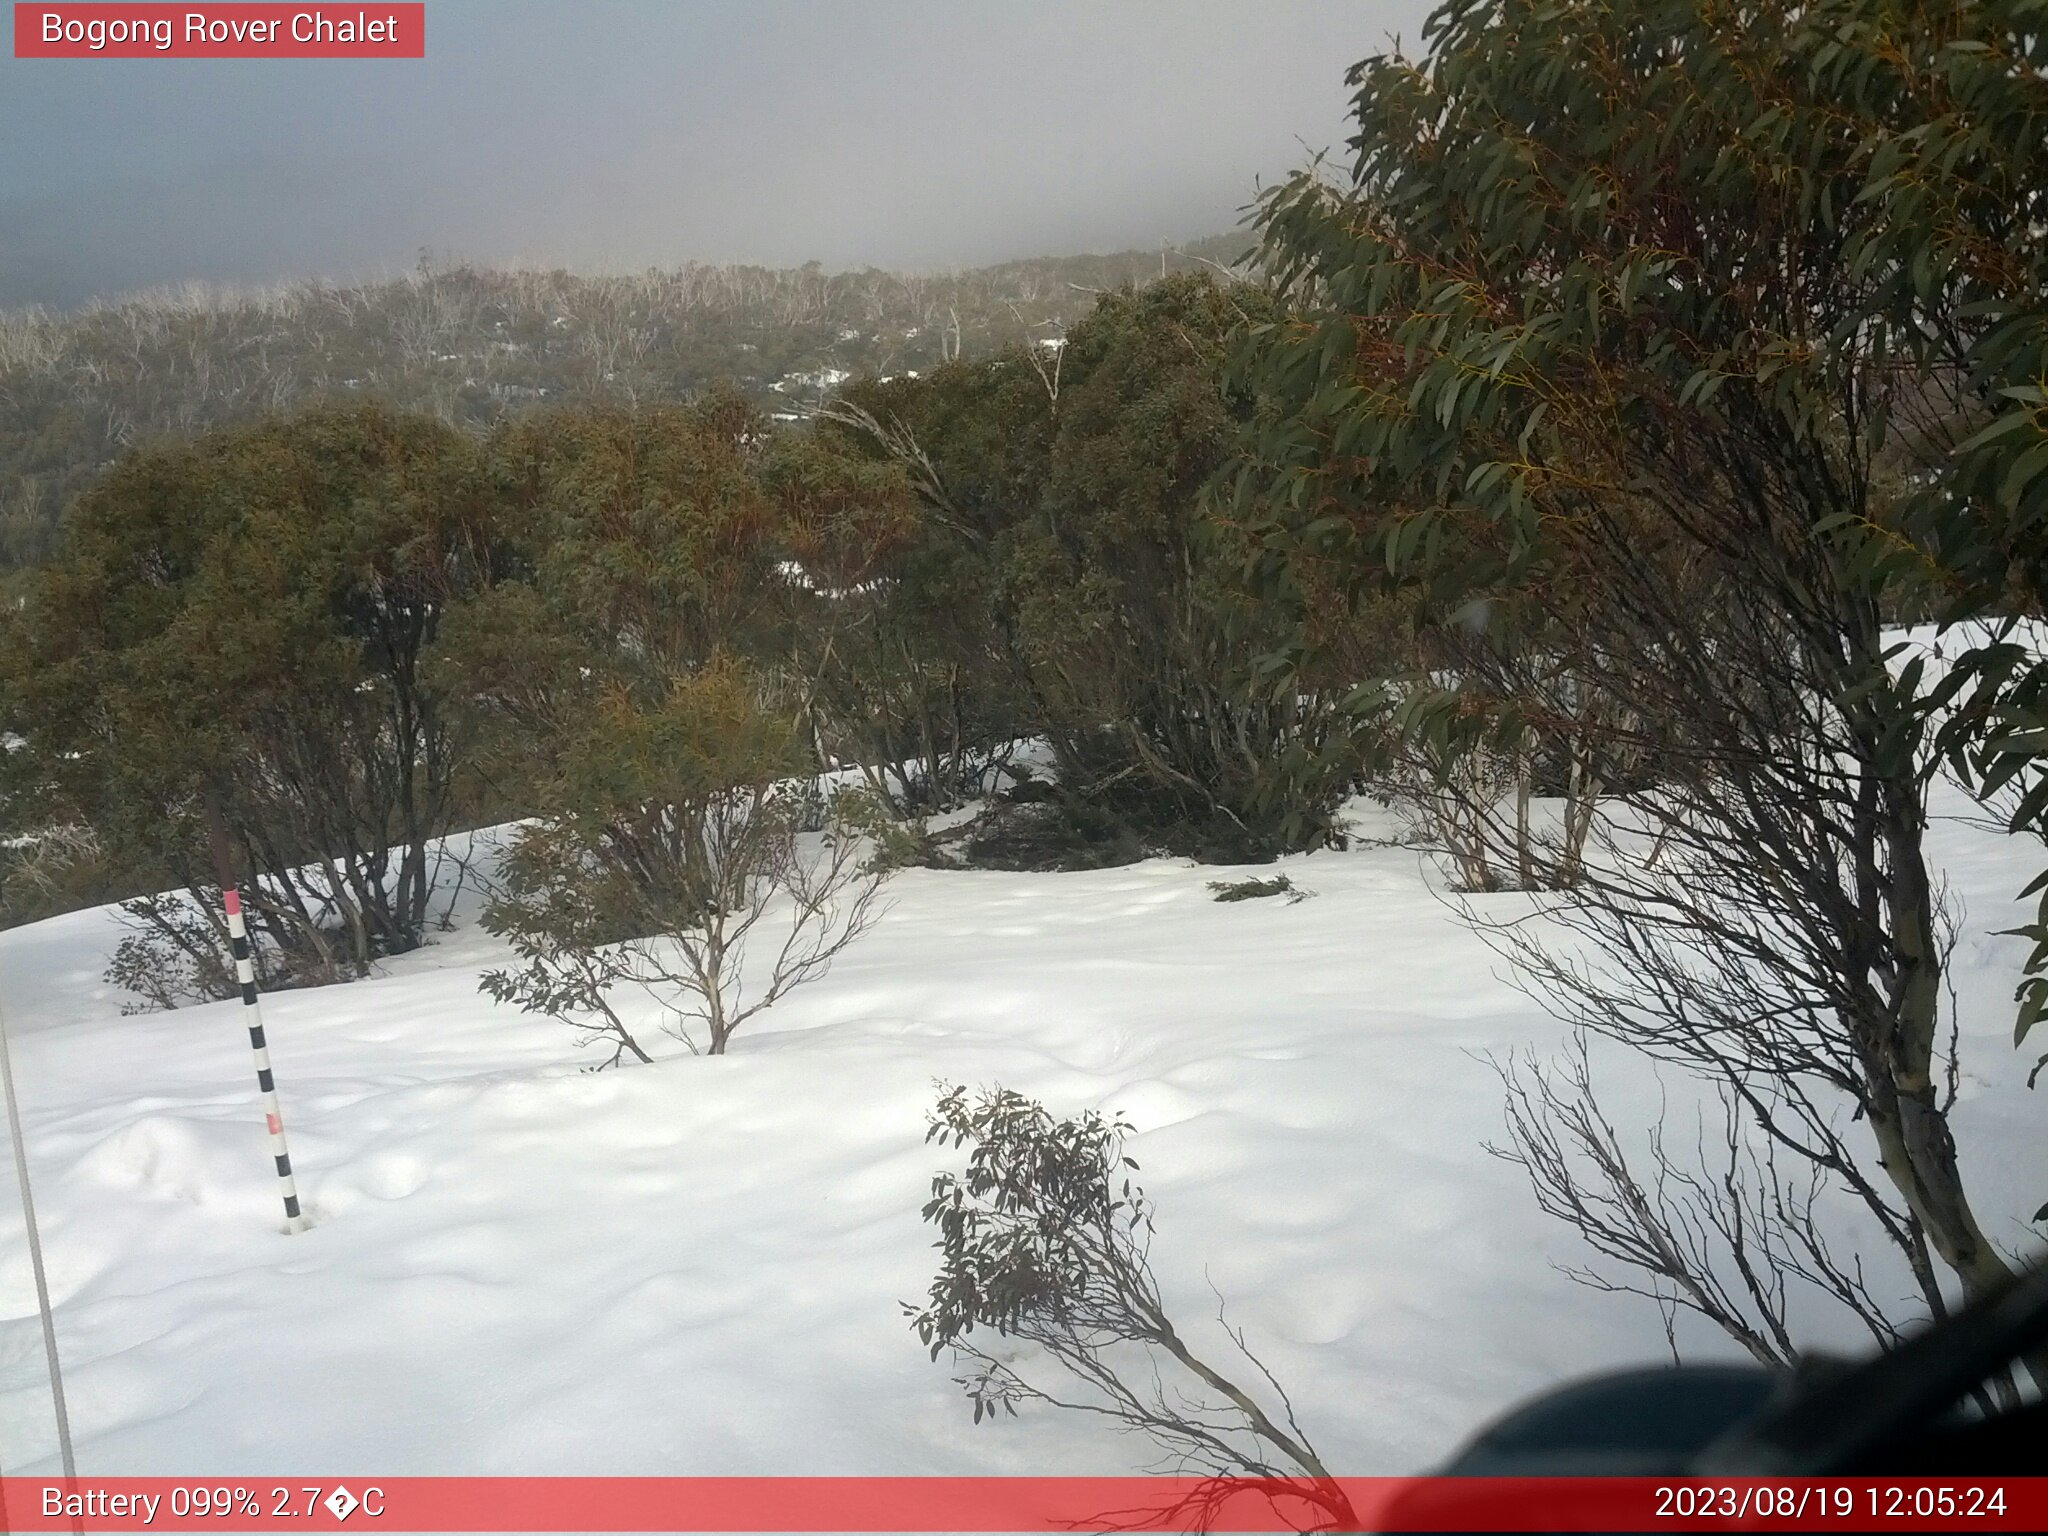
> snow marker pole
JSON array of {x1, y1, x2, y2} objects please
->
[
  {"x1": 0, "y1": 979, "x2": 80, "y2": 1500},
  {"x1": 207, "y1": 794, "x2": 307, "y2": 1234},
  {"x1": 223, "y1": 887, "x2": 307, "y2": 1232}
]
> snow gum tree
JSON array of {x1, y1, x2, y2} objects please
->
[
  {"x1": 3, "y1": 401, "x2": 505, "y2": 993},
  {"x1": 1234, "y1": 0, "x2": 2046, "y2": 1375},
  {"x1": 826, "y1": 276, "x2": 1357, "y2": 857},
  {"x1": 756, "y1": 421, "x2": 1014, "y2": 815},
  {"x1": 477, "y1": 659, "x2": 885, "y2": 1061},
  {"x1": 454, "y1": 394, "x2": 889, "y2": 1061}
]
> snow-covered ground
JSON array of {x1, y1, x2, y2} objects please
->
[{"x1": 1, "y1": 794, "x2": 2043, "y2": 1477}]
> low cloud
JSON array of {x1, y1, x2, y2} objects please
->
[{"x1": 0, "y1": 0, "x2": 1428, "y2": 308}]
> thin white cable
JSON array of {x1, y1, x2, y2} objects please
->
[{"x1": 0, "y1": 983, "x2": 77, "y2": 1481}]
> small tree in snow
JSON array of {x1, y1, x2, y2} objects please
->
[
  {"x1": 479, "y1": 662, "x2": 888, "y2": 1062},
  {"x1": 452, "y1": 396, "x2": 890, "y2": 1063},
  {"x1": 910, "y1": 1084, "x2": 1354, "y2": 1533}
]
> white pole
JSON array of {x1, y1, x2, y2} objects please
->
[{"x1": 0, "y1": 983, "x2": 78, "y2": 1480}]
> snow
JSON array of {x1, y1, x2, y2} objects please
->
[
  {"x1": 1, "y1": 794, "x2": 2044, "y2": 1478},
  {"x1": 770, "y1": 367, "x2": 852, "y2": 396}
]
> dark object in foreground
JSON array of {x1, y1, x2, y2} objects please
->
[{"x1": 1374, "y1": 1263, "x2": 2048, "y2": 1531}]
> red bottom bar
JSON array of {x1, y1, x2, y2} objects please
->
[{"x1": 1, "y1": 1476, "x2": 2041, "y2": 1532}]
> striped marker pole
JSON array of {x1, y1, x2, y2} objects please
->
[
  {"x1": 205, "y1": 792, "x2": 307, "y2": 1234},
  {"x1": 223, "y1": 886, "x2": 307, "y2": 1233}
]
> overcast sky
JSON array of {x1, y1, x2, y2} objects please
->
[{"x1": 0, "y1": 2, "x2": 1433, "y2": 310}]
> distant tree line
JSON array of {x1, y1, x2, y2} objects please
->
[{"x1": 0, "y1": 239, "x2": 1248, "y2": 576}]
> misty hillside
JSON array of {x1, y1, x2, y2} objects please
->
[{"x1": 0, "y1": 234, "x2": 1250, "y2": 573}]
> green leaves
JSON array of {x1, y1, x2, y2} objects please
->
[
  {"x1": 11, "y1": 401, "x2": 501, "y2": 966},
  {"x1": 1234, "y1": 0, "x2": 2048, "y2": 1099},
  {"x1": 910, "y1": 1082, "x2": 1151, "y2": 1374}
]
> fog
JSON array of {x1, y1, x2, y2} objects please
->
[{"x1": 0, "y1": 1, "x2": 1435, "y2": 309}]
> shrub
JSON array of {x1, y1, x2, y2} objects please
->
[
  {"x1": 910, "y1": 1084, "x2": 1354, "y2": 1529},
  {"x1": 1207, "y1": 874, "x2": 1309, "y2": 904}
]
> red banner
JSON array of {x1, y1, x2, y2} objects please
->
[
  {"x1": 13, "y1": 4, "x2": 424, "y2": 58},
  {"x1": 0, "y1": 1476, "x2": 2041, "y2": 1532}
]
